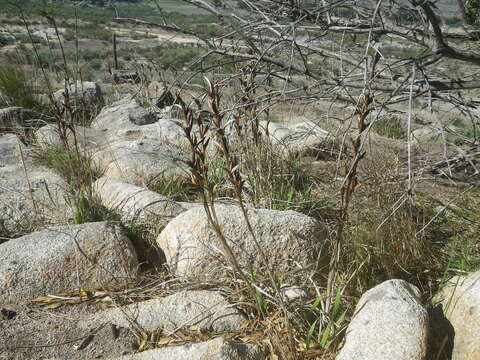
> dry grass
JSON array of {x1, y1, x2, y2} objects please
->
[
  {"x1": 22, "y1": 78, "x2": 479, "y2": 358},
  {"x1": 2, "y1": 10, "x2": 478, "y2": 357}
]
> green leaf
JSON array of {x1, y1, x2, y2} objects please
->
[
  {"x1": 254, "y1": 288, "x2": 266, "y2": 314},
  {"x1": 336, "y1": 309, "x2": 348, "y2": 328},
  {"x1": 319, "y1": 322, "x2": 332, "y2": 348},
  {"x1": 309, "y1": 295, "x2": 322, "y2": 313},
  {"x1": 305, "y1": 319, "x2": 317, "y2": 350},
  {"x1": 332, "y1": 288, "x2": 343, "y2": 319}
]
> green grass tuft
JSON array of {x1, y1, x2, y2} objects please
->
[
  {"x1": 372, "y1": 116, "x2": 406, "y2": 139},
  {"x1": 33, "y1": 144, "x2": 115, "y2": 224},
  {"x1": 0, "y1": 65, "x2": 47, "y2": 112}
]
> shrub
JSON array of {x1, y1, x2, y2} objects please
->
[
  {"x1": 372, "y1": 115, "x2": 406, "y2": 139},
  {"x1": 63, "y1": 29, "x2": 76, "y2": 42},
  {"x1": 89, "y1": 58, "x2": 103, "y2": 71},
  {"x1": 16, "y1": 33, "x2": 46, "y2": 45},
  {"x1": 147, "y1": 174, "x2": 199, "y2": 201},
  {"x1": 451, "y1": 117, "x2": 479, "y2": 141},
  {"x1": 0, "y1": 65, "x2": 46, "y2": 112},
  {"x1": 0, "y1": 35, "x2": 14, "y2": 47}
]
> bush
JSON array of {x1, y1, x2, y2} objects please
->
[
  {"x1": 0, "y1": 65, "x2": 46, "y2": 112},
  {"x1": 16, "y1": 33, "x2": 46, "y2": 45},
  {"x1": 373, "y1": 115, "x2": 406, "y2": 139},
  {"x1": 452, "y1": 117, "x2": 479, "y2": 141},
  {"x1": 63, "y1": 29, "x2": 76, "y2": 42},
  {"x1": 90, "y1": 58, "x2": 103, "y2": 71},
  {"x1": 0, "y1": 35, "x2": 14, "y2": 48}
]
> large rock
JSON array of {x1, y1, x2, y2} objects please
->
[
  {"x1": 0, "y1": 135, "x2": 69, "y2": 235},
  {"x1": 113, "y1": 70, "x2": 141, "y2": 85},
  {"x1": 410, "y1": 126, "x2": 450, "y2": 148},
  {"x1": 108, "y1": 337, "x2": 266, "y2": 360},
  {"x1": 93, "y1": 178, "x2": 191, "y2": 221},
  {"x1": 91, "y1": 96, "x2": 189, "y2": 150},
  {"x1": 92, "y1": 138, "x2": 189, "y2": 185},
  {"x1": 0, "y1": 133, "x2": 23, "y2": 166},
  {"x1": 53, "y1": 81, "x2": 103, "y2": 113},
  {"x1": 32, "y1": 27, "x2": 62, "y2": 41},
  {"x1": 0, "y1": 165, "x2": 69, "y2": 234},
  {"x1": 157, "y1": 204, "x2": 326, "y2": 280},
  {"x1": 259, "y1": 121, "x2": 332, "y2": 159},
  {"x1": 147, "y1": 81, "x2": 185, "y2": 109},
  {"x1": 35, "y1": 123, "x2": 109, "y2": 151},
  {"x1": 0, "y1": 107, "x2": 51, "y2": 136},
  {"x1": 435, "y1": 270, "x2": 480, "y2": 360},
  {"x1": 114, "y1": 119, "x2": 189, "y2": 150},
  {"x1": 36, "y1": 120, "x2": 188, "y2": 155},
  {"x1": 336, "y1": 279, "x2": 428, "y2": 360},
  {"x1": 0, "y1": 222, "x2": 138, "y2": 304},
  {"x1": 81, "y1": 290, "x2": 246, "y2": 333},
  {"x1": 92, "y1": 96, "x2": 156, "y2": 131}
]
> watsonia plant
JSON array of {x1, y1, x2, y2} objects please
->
[
  {"x1": 179, "y1": 77, "x2": 329, "y2": 358},
  {"x1": 179, "y1": 78, "x2": 294, "y2": 311}
]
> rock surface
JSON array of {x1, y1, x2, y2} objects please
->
[
  {"x1": 0, "y1": 221, "x2": 138, "y2": 303},
  {"x1": 157, "y1": 204, "x2": 326, "y2": 280},
  {"x1": 0, "y1": 165, "x2": 69, "y2": 234},
  {"x1": 435, "y1": 270, "x2": 480, "y2": 360},
  {"x1": 91, "y1": 96, "x2": 190, "y2": 149},
  {"x1": 0, "y1": 133, "x2": 23, "y2": 166},
  {"x1": 35, "y1": 123, "x2": 109, "y2": 151},
  {"x1": 93, "y1": 177, "x2": 191, "y2": 221},
  {"x1": 336, "y1": 279, "x2": 428, "y2": 360},
  {"x1": 259, "y1": 120, "x2": 332, "y2": 159},
  {"x1": 0, "y1": 106, "x2": 51, "y2": 136},
  {"x1": 0, "y1": 135, "x2": 69, "y2": 235},
  {"x1": 112, "y1": 119, "x2": 189, "y2": 149},
  {"x1": 107, "y1": 337, "x2": 266, "y2": 360},
  {"x1": 81, "y1": 290, "x2": 246, "y2": 333},
  {"x1": 92, "y1": 138, "x2": 189, "y2": 185},
  {"x1": 92, "y1": 96, "x2": 156, "y2": 131},
  {"x1": 53, "y1": 81, "x2": 103, "y2": 112}
]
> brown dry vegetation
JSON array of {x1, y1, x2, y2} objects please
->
[{"x1": 0, "y1": 1, "x2": 479, "y2": 359}]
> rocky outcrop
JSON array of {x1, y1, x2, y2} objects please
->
[
  {"x1": 35, "y1": 123, "x2": 109, "y2": 151},
  {"x1": 435, "y1": 270, "x2": 480, "y2": 360},
  {"x1": 0, "y1": 222, "x2": 138, "y2": 304},
  {"x1": 53, "y1": 81, "x2": 103, "y2": 112},
  {"x1": 336, "y1": 279, "x2": 428, "y2": 360},
  {"x1": 0, "y1": 107, "x2": 52, "y2": 136},
  {"x1": 157, "y1": 204, "x2": 326, "y2": 280},
  {"x1": 108, "y1": 337, "x2": 267, "y2": 360},
  {"x1": 259, "y1": 120, "x2": 333, "y2": 159},
  {"x1": 91, "y1": 96, "x2": 189, "y2": 149},
  {"x1": 93, "y1": 177, "x2": 191, "y2": 221},
  {"x1": 92, "y1": 138, "x2": 189, "y2": 185},
  {"x1": 0, "y1": 134, "x2": 69, "y2": 235},
  {"x1": 81, "y1": 290, "x2": 246, "y2": 333},
  {"x1": 92, "y1": 97, "x2": 156, "y2": 131}
]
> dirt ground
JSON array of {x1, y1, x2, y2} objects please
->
[{"x1": 0, "y1": 301, "x2": 136, "y2": 360}]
